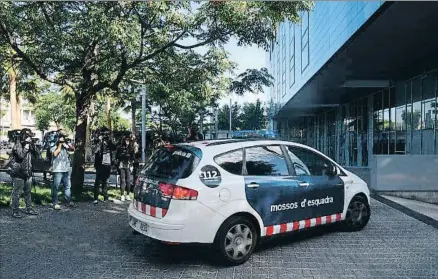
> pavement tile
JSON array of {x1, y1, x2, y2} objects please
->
[{"x1": 1, "y1": 198, "x2": 437, "y2": 279}]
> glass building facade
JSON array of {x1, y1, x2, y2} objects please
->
[
  {"x1": 267, "y1": 1, "x2": 438, "y2": 169},
  {"x1": 276, "y1": 70, "x2": 438, "y2": 167}
]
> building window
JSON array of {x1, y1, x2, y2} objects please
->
[
  {"x1": 289, "y1": 23, "x2": 295, "y2": 88},
  {"x1": 301, "y1": 11, "x2": 310, "y2": 73},
  {"x1": 372, "y1": 69, "x2": 438, "y2": 155},
  {"x1": 282, "y1": 24, "x2": 287, "y2": 97},
  {"x1": 276, "y1": 37, "x2": 280, "y2": 103},
  {"x1": 23, "y1": 110, "x2": 31, "y2": 121}
]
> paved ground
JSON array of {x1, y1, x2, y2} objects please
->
[
  {"x1": 381, "y1": 195, "x2": 438, "y2": 221},
  {"x1": 0, "y1": 198, "x2": 437, "y2": 279}
]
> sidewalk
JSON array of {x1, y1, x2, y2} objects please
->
[{"x1": 381, "y1": 194, "x2": 438, "y2": 221}]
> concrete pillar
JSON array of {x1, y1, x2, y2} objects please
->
[
  {"x1": 323, "y1": 112, "x2": 327, "y2": 154},
  {"x1": 286, "y1": 119, "x2": 290, "y2": 140},
  {"x1": 306, "y1": 117, "x2": 312, "y2": 147},
  {"x1": 316, "y1": 116, "x2": 320, "y2": 151},
  {"x1": 335, "y1": 107, "x2": 342, "y2": 162},
  {"x1": 357, "y1": 103, "x2": 363, "y2": 167},
  {"x1": 367, "y1": 94, "x2": 374, "y2": 167},
  {"x1": 345, "y1": 103, "x2": 350, "y2": 166}
]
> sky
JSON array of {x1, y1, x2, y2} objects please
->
[
  {"x1": 120, "y1": 39, "x2": 267, "y2": 120},
  {"x1": 220, "y1": 38, "x2": 268, "y2": 106}
]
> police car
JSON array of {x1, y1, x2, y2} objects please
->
[{"x1": 128, "y1": 139, "x2": 370, "y2": 265}]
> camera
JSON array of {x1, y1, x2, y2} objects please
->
[
  {"x1": 92, "y1": 127, "x2": 111, "y2": 144},
  {"x1": 42, "y1": 129, "x2": 71, "y2": 150},
  {"x1": 8, "y1": 128, "x2": 35, "y2": 143}
]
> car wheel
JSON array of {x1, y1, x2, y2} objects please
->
[
  {"x1": 344, "y1": 196, "x2": 370, "y2": 232},
  {"x1": 214, "y1": 216, "x2": 258, "y2": 266}
]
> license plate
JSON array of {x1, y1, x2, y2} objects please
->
[
  {"x1": 140, "y1": 222, "x2": 148, "y2": 232},
  {"x1": 130, "y1": 216, "x2": 148, "y2": 233}
]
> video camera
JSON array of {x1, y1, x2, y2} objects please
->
[
  {"x1": 7, "y1": 128, "x2": 35, "y2": 143},
  {"x1": 42, "y1": 129, "x2": 71, "y2": 150},
  {"x1": 91, "y1": 127, "x2": 112, "y2": 144}
]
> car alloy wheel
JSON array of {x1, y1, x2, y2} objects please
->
[
  {"x1": 224, "y1": 224, "x2": 253, "y2": 260},
  {"x1": 345, "y1": 197, "x2": 370, "y2": 231},
  {"x1": 215, "y1": 216, "x2": 258, "y2": 266}
]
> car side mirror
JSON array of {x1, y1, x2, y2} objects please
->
[{"x1": 325, "y1": 165, "x2": 337, "y2": 177}]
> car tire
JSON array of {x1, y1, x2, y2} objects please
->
[
  {"x1": 343, "y1": 196, "x2": 371, "y2": 232},
  {"x1": 214, "y1": 216, "x2": 258, "y2": 266}
]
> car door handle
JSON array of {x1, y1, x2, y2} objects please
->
[
  {"x1": 247, "y1": 183, "x2": 260, "y2": 188},
  {"x1": 298, "y1": 181, "x2": 310, "y2": 187}
]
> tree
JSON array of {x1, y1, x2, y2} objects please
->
[
  {"x1": 92, "y1": 108, "x2": 130, "y2": 133},
  {"x1": 218, "y1": 102, "x2": 241, "y2": 131},
  {"x1": 0, "y1": 47, "x2": 43, "y2": 129},
  {"x1": 34, "y1": 92, "x2": 76, "y2": 133},
  {"x1": 240, "y1": 99, "x2": 267, "y2": 130},
  {"x1": 0, "y1": 1, "x2": 312, "y2": 196},
  {"x1": 229, "y1": 68, "x2": 273, "y2": 96},
  {"x1": 401, "y1": 109, "x2": 421, "y2": 130}
]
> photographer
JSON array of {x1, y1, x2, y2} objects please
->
[
  {"x1": 51, "y1": 130, "x2": 76, "y2": 210},
  {"x1": 116, "y1": 135, "x2": 133, "y2": 202},
  {"x1": 9, "y1": 129, "x2": 39, "y2": 218},
  {"x1": 93, "y1": 127, "x2": 115, "y2": 205}
]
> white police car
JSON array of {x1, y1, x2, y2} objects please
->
[{"x1": 128, "y1": 139, "x2": 370, "y2": 265}]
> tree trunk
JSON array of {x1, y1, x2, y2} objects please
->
[
  {"x1": 8, "y1": 68, "x2": 20, "y2": 130},
  {"x1": 159, "y1": 104, "x2": 162, "y2": 135},
  {"x1": 71, "y1": 97, "x2": 89, "y2": 198},
  {"x1": 85, "y1": 101, "x2": 94, "y2": 162},
  {"x1": 131, "y1": 99, "x2": 137, "y2": 135},
  {"x1": 106, "y1": 97, "x2": 111, "y2": 132}
]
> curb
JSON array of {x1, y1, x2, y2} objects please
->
[{"x1": 371, "y1": 193, "x2": 438, "y2": 230}]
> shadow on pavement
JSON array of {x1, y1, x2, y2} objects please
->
[
  {"x1": 117, "y1": 220, "x2": 342, "y2": 266},
  {"x1": 256, "y1": 223, "x2": 341, "y2": 252}
]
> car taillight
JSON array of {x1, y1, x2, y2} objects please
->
[
  {"x1": 173, "y1": 186, "x2": 198, "y2": 200},
  {"x1": 158, "y1": 182, "x2": 198, "y2": 200},
  {"x1": 159, "y1": 182, "x2": 174, "y2": 198}
]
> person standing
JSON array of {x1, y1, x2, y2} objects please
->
[
  {"x1": 51, "y1": 132, "x2": 76, "y2": 210},
  {"x1": 9, "y1": 129, "x2": 39, "y2": 218},
  {"x1": 130, "y1": 134, "x2": 140, "y2": 193},
  {"x1": 185, "y1": 127, "x2": 198, "y2": 142},
  {"x1": 116, "y1": 135, "x2": 133, "y2": 202},
  {"x1": 93, "y1": 128, "x2": 115, "y2": 205}
]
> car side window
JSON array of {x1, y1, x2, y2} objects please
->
[
  {"x1": 245, "y1": 145, "x2": 289, "y2": 176},
  {"x1": 214, "y1": 149, "x2": 243, "y2": 175},
  {"x1": 287, "y1": 146, "x2": 334, "y2": 176}
]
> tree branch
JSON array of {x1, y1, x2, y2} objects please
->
[
  {"x1": 132, "y1": 30, "x2": 186, "y2": 67},
  {"x1": 0, "y1": 20, "x2": 77, "y2": 93},
  {"x1": 38, "y1": 3, "x2": 55, "y2": 30},
  {"x1": 173, "y1": 30, "x2": 232, "y2": 49}
]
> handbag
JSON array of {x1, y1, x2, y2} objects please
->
[{"x1": 5, "y1": 152, "x2": 23, "y2": 178}]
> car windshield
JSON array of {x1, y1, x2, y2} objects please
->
[{"x1": 141, "y1": 145, "x2": 201, "y2": 180}]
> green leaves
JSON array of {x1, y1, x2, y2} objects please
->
[
  {"x1": 217, "y1": 99, "x2": 267, "y2": 131},
  {"x1": 0, "y1": 1, "x2": 311, "y2": 96},
  {"x1": 229, "y1": 68, "x2": 273, "y2": 96},
  {"x1": 0, "y1": 1, "x2": 312, "y2": 190},
  {"x1": 34, "y1": 91, "x2": 76, "y2": 132}
]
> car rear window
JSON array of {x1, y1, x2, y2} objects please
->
[
  {"x1": 214, "y1": 149, "x2": 243, "y2": 175},
  {"x1": 141, "y1": 145, "x2": 201, "y2": 180}
]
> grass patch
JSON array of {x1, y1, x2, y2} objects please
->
[{"x1": 0, "y1": 182, "x2": 123, "y2": 207}]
